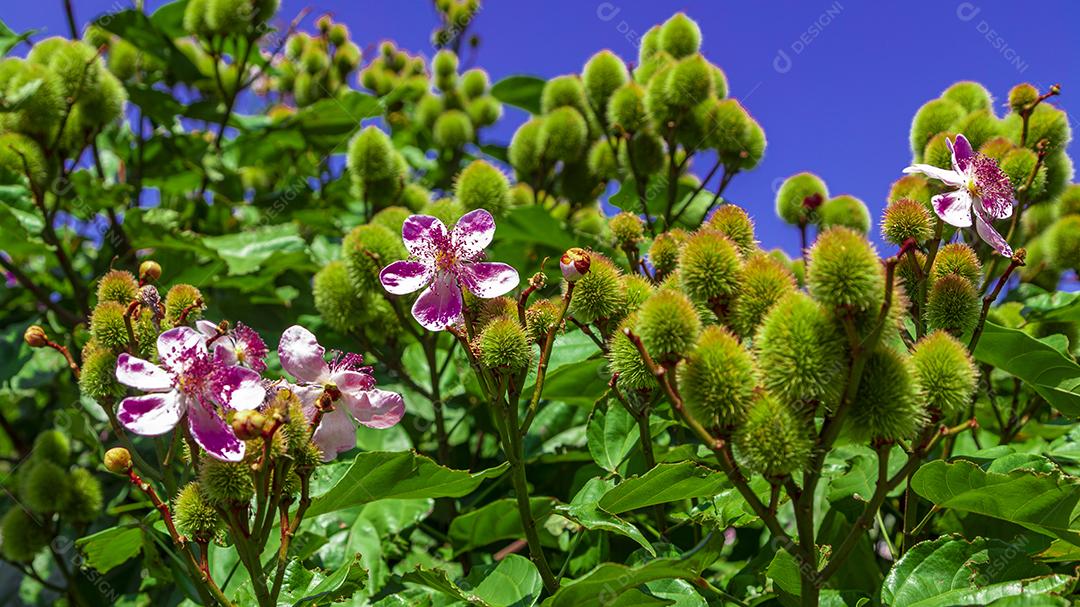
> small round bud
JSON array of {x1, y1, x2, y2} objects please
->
[
  {"x1": 909, "y1": 98, "x2": 964, "y2": 160},
  {"x1": 635, "y1": 290, "x2": 701, "y2": 361},
  {"x1": 658, "y1": 12, "x2": 702, "y2": 59},
  {"x1": 648, "y1": 231, "x2": 684, "y2": 277},
  {"x1": 23, "y1": 325, "x2": 48, "y2": 348},
  {"x1": 678, "y1": 326, "x2": 756, "y2": 428},
  {"x1": 807, "y1": 227, "x2": 884, "y2": 312},
  {"x1": 138, "y1": 260, "x2": 162, "y2": 284},
  {"x1": 79, "y1": 346, "x2": 124, "y2": 401},
  {"x1": 477, "y1": 318, "x2": 532, "y2": 371},
  {"x1": 926, "y1": 274, "x2": 980, "y2": 336},
  {"x1": 542, "y1": 106, "x2": 588, "y2": 162},
  {"x1": 347, "y1": 126, "x2": 399, "y2": 182},
  {"x1": 609, "y1": 212, "x2": 644, "y2": 248},
  {"x1": 163, "y1": 284, "x2": 204, "y2": 327},
  {"x1": 731, "y1": 254, "x2": 796, "y2": 339},
  {"x1": 22, "y1": 461, "x2": 69, "y2": 513},
  {"x1": 1008, "y1": 83, "x2": 1039, "y2": 113},
  {"x1": 231, "y1": 410, "x2": 267, "y2": 441},
  {"x1": 509, "y1": 118, "x2": 546, "y2": 176},
  {"x1": 882, "y1": 198, "x2": 933, "y2": 246},
  {"x1": 583, "y1": 50, "x2": 628, "y2": 111},
  {"x1": 467, "y1": 95, "x2": 503, "y2": 127},
  {"x1": 64, "y1": 468, "x2": 104, "y2": 523},
  {"x1": 434, "y1": 109, "x2": 474, "y2": 148},
  {"x1": 819, "y1": 195, "x2": 871, "y2": 234},
  {"x1": 568, "y1": 253, "x2": 626, "y2": 324},
  {"x1": 0, "y1": 507, "x2": 49, "y2": 561},
  {"x1": 941, "y1": 81, "x2": 992, "y2": 113},
  {"x1": 90, "y1": 301, "x2": 131, "y2": 351},
  {"x1": 606, "y1": 82, "x2": 647, "y2": 133},
  {"x1": 560, "y1": 247, "x2": 591, "y2": 283},
  {"x1": 104, "y1": 447, "x2": 133, "y2": 475},
  {"x1": 755, "y1": 292, "x2": 845, "y2": 405},
  {"x1": 173, "y1": 482, "x2": 221, "y2": 541},
  {"x1": 342, "y1": 223, "x2": 407, "y2": 291},
  {"x1": 912, "y1": 330, "x2": 978, "y2": 419},
  {"x1": 31, "y1": 430, "x2": 70, "y2": 465},
  {"x1": 888, "y1": 174, "x2": 931, "y2": 209},
  {"x1": 931, "y1": 243, "x2": 982, "y2": 286},
  {"x1": 776, "y1": 172, "x2": 828, "y2": 226},
  {"x1": 705, "y1": 205, "x2": 756, "y2": 257},
  {"x1": 850, "y1": 347, "x2": 926, "y2": 441},
  {"x1": 735, "y1": 393, "x2": 813, "y2": 478},
  {"x1": 455, "y1": 160, "x2": 510, "y2": 215},
  {"x1": 540, "y1": 75, "x2": 587, "y2": 115},
  {"x1": 679, "y1": 231, "x2": 742, "y2": 308},
  {"x1": 96, "y1": 269, "x2": 139, "y2": 304},
  {"x1": 200, "y1": 458, "x2": 255, "y2": 506}
]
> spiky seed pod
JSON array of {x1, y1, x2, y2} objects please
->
[
  {"x1": 607, "y1": 83, "x2": 647, "y2": 133},
  {"x1": 31, "y1": 430, "x2": 70, "y2": 465},
  {"x1": 776, "y1": 172, "x2": 828, "y2": 226},
  {"x1": 63, "y1": 468, "x2": 104, "y2": 523},
  {"x1": 456, "y1": 160, "x2": 510, "y2": 215},
  {"x1": 474, "y1": 296, "x2": 517, "y2": 330},
  {"x1": 434, "y1": 109, "x2": 474, "y2": 148},
  {"x1": 583, "y1": 50, "x2": 628, "y2": 112},
  {"x1": 542, "y1": 106, "x2": 588, "y2": 162},
  {"x1": 621, "y1": 274, "x2": 653, "y2": 314},
  {"x1": 200, "y1": 459, "x2": 255, "y2": 506},
  {"x1": 978, "y1": 136, "x2": 1014, "y2": 162},
  {"x1": 1057, "y1": 185, "x2": 1080, "y2": 217},
  {"x1": 423, "y1": 198, "x2": 465, "y2": 227},
  {"x1": 888, "y1": 174, "x2": 932, "y2": 209},
  {"x1": 568, "y1": 254, "x2": 626, "y2": 324},
  {"x1": 342, "y1": 223, "x2": 406, "y2": 291},
  {"x1": 524, "y1": 299, "x2": 560, "y2": 344},
  {"x1": 1048, "y1": 215, "x2": 1080, "y2": 271},
  {"x1": 678, "y1": 326, "x2": 756, "y2": 428},
  {"x1": 477, "y1": 318, "x2": 531, "y2": 371},
  {"x1": 460, "y1": 68, "x2": 489, "y2": 100},
  {"x1": 398, "y1": 184, "x2": 431, "y2": 213},
  {"x1": 882, "y1": 198, "x2": 933, "y2": 245},
  {"x1": 755, "y1": 292, "x2": 845, "y2": 405},
  {"x1": 897, "y1": 251, "x2": 927, "y2": 300},
  {"x1": 1009, "y1": 104, "x2": 1071, "y2": 153},
  {"x1": 930, "y1": 243, "x2": 982, "y2": 286},
  {"x1": 849, "y1": 347, "x2": 926, "y2": 441},
  {"x1": 371, "y1": 206, "x2": 412, "y2": 236},
  {"x1": 1042, "y1": 151, "x2": 1073, "y2": 203},
  {"x1": 909, "y1": 98, "x2": 965, "y2": 160},
  {"x1": 0, "y1": 507, "x2": 49, "y2": 562},
  {"x1": 173, "y1": 483, "x2": 221, "y2": 541},
  {"x1": 508, "y1": 117, "x2": 546, "y2": 176},
  {"x1": 21, "y1": 460, "x2": 70, "y2": 513},
  {"x1": 605, "y1": 314, "x2": 656, "y2": 392},
  {"x1": 1023, "y1": 202, "x2": 1057, "y2": 239},
  {"x1": 541, "y1": 75, "x2": 588, "y2": 115},
  {"x1": 432, "y1": 48, "x2": 458, "y2": 77},
  {"x1": 467, "y1": 95, "x2": 503, "y2": 127},
  {"x1": 164, "y1": 284, "x2": 204, "y2": 326},
  {"x1": 636, "y1": 290, "x2": 701, "y2": 361},
  {"x1": 922, "y1": 132, "x2": 956, "y2": 170},
  {"x1": 911, "y1": 330, "x2": 978, "y2": 419},
  {"x1": 941, "y1": 81, "x2": 993, "y2": 113},
  {"x1": 347, "y1": 126, "x2": 399, "y2": 182},
  {"x1": 678, "y1": 231, "x2": 742, "y2": 308},
  {"x1": 90, "y1": 301, "x2": 131, "y2": 351},
  {"x1": 665, "y1": 54, "x2": 712, "y2": 108},
  {"x1": 648, "y1": 231, "x2": 682, "y2": 277},
  {"x1": 956, "y1": 110, "x2": 1001, "y2": 151},
  {"x1": 96, "y1": 270, "x2": 139, "y2": 305},
  {"x1": 926, "y1": 274, "x2": 980, "y2": 336},
  {"x1": 706, "y1": 205, "x2": 756, "y2": 257},
  {"x1": 1000, "y1": 147, "x2": 1045, "y2": 197},
  {"x1": 807, "y1": 227, "x2": 884, "y2": 312},
  {"x1": 1008, "y1": 83, "x2": 1039, "y2": 113},
  {"x1": 79, "y1": 345, "x2": 124, "y2": 401},
  {"x1": 734, "y1": 393, "x2": 813, "y2": 478},
  {"x1": 0, "y1": 132, "x2": 47, "y2": 187},
  {"x1": 587, "y1": 138, "x2": 619, "y2": 181},
  {"x1": 659, "y1": 12, "x2": 702, "y2": 58},
  {"x1": 731, "y1": 254, "x2": 796, "y2": 339},
  {"x1": 0, "y1": 60, "x2": 64, "y2": 138},
  {"x1": 619, "y1": 131, "x2": 665, "y2": 175},
  {"x1": 609, "y1": 212, "x2": 644, "y2": 248},
  {"x1": 819, "y1": 195, "x2": 871, "y2": 234},
  {"x1": 313, "y1": 261, "x2": 363, "y2": 334}
]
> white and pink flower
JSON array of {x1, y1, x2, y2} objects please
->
[{"x1": 196, "y1": 320, "x2": 270, "y2": 372}]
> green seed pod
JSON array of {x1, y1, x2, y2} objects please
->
[
  {"x1": 910, "y1": 98, "x2": 965, "y2": 160},
  {"x1": 1056, "y1": 185, "x2": 1080, "y2": 217},
  {"x1": 90, "y1": 301, "x2": 131, "y2": 351},
  {"x1": 850, "y1": 347, "x2": 926, "y2": 441},
  {"x1": 107, "y1": 38, "x2": 138, "y2": 80},
  {"x1": 705, "y1": 205, "x2": 756, "y2": 257},
  {"x1": 79, "y1": 345, "x2": 124, "y2": 401},
  {"x1": 755, "y1": 292, "x2": 845, "y2": 405},
  {"x1": 542, "y1": 106, "x2": 588, "y2": 162},
  {"x1": 200, "y1": 459, "x2": 255, "y2": 506},
  {"x1": 509, "y1": 117, "x2": 546, "y2": 176},
  {"x1": 639, "y1": 25, "x2": 661, "y2": 64},
  {"x1": 1008, "y1": 83, "x2": 1039, "y2": 113},
  {"x1": 456, "y1": 160, "x2": 510, "y2": 215},
  {"x1": 347, "y1": 126, "x2": 399, "y2": 182},
  {"x1": 467, "y1": 95, "x2": 503, "y2": 127},
  {"x1": 664, "y1": 54, "x2": 712, "y2": 107},
  {"x1": 343, "y1": 223, "x2": 406, "y2": 291},
  {"x1": 205, "y1": 0, "x2": 253, "y2": 33},
  {"x1": 888, "y1": 174, "x2": 932, "y2": 209},
  {"x1": 636, "y1": 289, "x2": 701, "y2": 361},
  {"x1": 978, "y1": 136, "x2": 1014, "y2": 162},
  {"x1": 0, "y1": 507, "x2": 49, "y2": 562},
  {"x1": 607, "y1": 82, "x2": 647, "y2": 133},
  {"x1": 925, "y1": 274, "x2": 980, "y2": 336},
  {"x1": 711, "y1": 64, "x2": 729, "y2": 99},
  {"x1": 541, "y1": 75, "x2": 587, "y2": 114},
  {"x1": 941, "y1": 81, "x2": 992, "y2": 113},
  {"x1": 911, "y1": 330, "x2": 978, "y2": 419},
  {"x1": 609, "y1": 212, "x2": 644, "y2": 248},
  {"x1": 775, "y1": 172, "x2": 828, "y2": 226},
  {"x1": 659, "y1": 12, "x2": 702, "y2": 59},
  {"x1": 31, "y1": 430, "x2": 70, "y2": 465},
  {"x1": 1018, "y1": 235, "x2": 1059, "y2": 291},
  {"x1": 679, "y1": 231, "x2": 742, "y2": 308},
  {"x1": 807, "y1": 227, "x2": 884, "y2": 312},
  {"x1": 313, "y1": 261, "x2": 362, "y2": 334},
  {"x1": 96, "y1": 269, "x2": 139, "y2": 305},
  {"x1": 678, "y1": 326, "x2": 756, "y2": 428},
  {"x1": 63, "y1": 468, "x2": 104, "y2": 523},
  {"x1": 164, "y1": 284, "x2": 204, "y2": 326},
  {"x1": 370, "y1": 207, "x2": 410, "y2": 236},
  {"x1": 22, "y1": 460, "x2": 70, "y2": 513},
  {"x1": 478, "y1": 318, "x2": 531, "y2": 371},
  {"x1": 0, "y1": 132, "x2": 47, "y2": 187},
  {"x1": 423, "y1": 197, "x2": 465, "y2": 227},
  {"x1": 474, "y1": 296, "x2": 517, "y2": 330},
  {"x1": 1049, "y1": 214, "x2": 1080, "y2": 271},
  {"x1": 27, "y1": 38, "x2": 100, "y2": 100},
  {"x1": 1041, "y1": 150, "x2": 1072, "y2": 203},
  {"x1": 735, "y1": 392, "x2": 813, "y2": 478},
  {"x1": 622, "y1": 274, "x2": 652, "y2": 314},
  {"x1": 1000, "y1": 147, "x2": 1045, "y2": 198},
  {"x1": 509, "y1": 183, "x2": 533, "y2": 208},
  {"x1": 619, "y1": 130, "x2": 665, "y2": 175},
  {"x1": 433, "y1": 109, "x2": 474, "y2": 148},
  {"x1": 819, "y1": 195, "x2": 871, "y2": 234},
  {"x1": 568, "y1": 254, "x2": 626, "y2": 324},
  {"x1": 335, "y1": 41, "x2": 362, "y2": 75},
  {"x1": 731, "y1": 254, "x2": 796, "y2": 339},
  {"x1": 931, "y1": 243, "x2": 982, "y2": 286},
  {"x1": 956, "y1": 109, "x2": 1001, "y2": 151},
  {"x1": 1023, "y1": 201, "x2": 1057, "y2": 237},
  {"x1": 897, "y1": 251, "x2": 926, "y2": 305},
  {"x1": 587, "y1": 138, "x2": 619, "y2": 180},
  {"x1": 583, "y1": 50, "x2": 628, "y2": 112},
  {"x1": 608, "y1": 314, "x2": 658, "y2": 392},
  {"x1": 77, "y1": 69, "x2": 127, "y2": 130},
  {"x1": 173, "y1": 483, "x2": 221, "y2": 541},
  {"x1": 882, "y1": 198, "x2": 933, "y2": 246},
  {"x1": 731, "y1": 112, "x2": 766, "y2": 171},
  {"x1": 648, "y1": 231, "x2": 681, "y2": 277},
  {"x1": 328, "y1": 22, "x2": 350, "y2": 46},
  {"x1": 299, "y1": 46, "x2": 329, "y2": 75},
  {"x1": 460, "y1": 68, "x2": 489, "y2": 100},
  {"x1": 397, "y1": 183, "x2": 430, "y2": 213},
  {"x1": 923, "y1": 132, "x2": 956, "y2": 170},
  {"x1": 1012, "y1": 104, "x2": 1071, "y2": 153},
  {"x1": 524, "y1": 299, "x2": 560, "y2": 344},
  {"x1": 643, "y1": 63, "x2": 676, "y2": 126},
  {"x1": 0, "y1": 60, "x2": 64, "y2": 138},
  {"x1": 432, "y1": 48, "x2": 458, "y2": 79}
]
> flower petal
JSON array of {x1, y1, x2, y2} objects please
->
[
  {"x1": 211, "y1": 366, "x2": 266, "y2": 411},
  {"x1": 402, "y1": 215, "x2": 448, "y2": 260},
  {"x1": 975, "y1": 208, "x2": 1014, "y2": 257},
  {"x1": 115, "y1": 353, "x2": 174, "y2": 392},
  {"x1": 411, "y1": 272, "x2": 463, "y2": 331},
  {"x1": 157, "y1": 327, "x2": 207, "y2": 374},
  {"x1": 344, "y1": 388, "x2": 405, "y2": 429},
  {"x1": 278, "y1": 325, "x2": 329, "y2": 383},
  {"x1": 117, "y1": 391, "x2": 185, "y2": 436},
  {"x1": 459, "y1": 262, "x2": 520, "y2": 298},
  {"x1": 452, "y1": 209, "x2": 496, "y2": 259},
  {"x1": 196, "y1": 320, "x2": 219, "y2": 337},
  {"x1": 311, "y1": 407, "x2": 357, "y2": 462},
  {"x1": 932, "y1": 191, "x2": 973, "y2": 228},
  {"x1": 380, "y1": 260, "x2": 433, "y2": 295},
  {"x1": 950, "y1": 134, "x2": 974, "y2": 173},
  {"x1": 187, "y1": 402, "x2": 245, "y2": 462},
  {"x1": 332, "y1": 369, "x2": 376, "y2": 393},
  {"x1": 903, "y1": 164, "x2": 965, "y2": 187}
]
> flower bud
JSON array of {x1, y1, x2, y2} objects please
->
[
  {"x1": 776, "y1": 172, "x2": 828, "y2": 226},
  {"x1": 63, "y1": 468, "x2": 104, "y2": 523},
  {"x1": 609, "y1": 212, "x2": 644, "y2": 248},
  {"x1": 542, "y1": 106, "x2": 588, "y2": 162},
  {"x1": 819, "y1": 195, "x2": 871, "y2": 234},
  {"x1": 909, "y1": 98, "x2": 964, "y2": 160},
  {"x1": 888, "y1": 174, "x2": 931, "y2": 209},
  {"x1": 1008, "y1": 83, "x2": 1039, "y2": 113},
  {"x1": 455, "y1": 160, "x2": 510, "y2": 215},
  {"x1": 807, "y1": 227, "x2": 884, "y2": 312},
  {"x1": 104, "y1": 447, "x2": 133, "y2": 475},
  {"x1": 200, "y1": 458, "x2": 255, "y2": 506},
  {"x1": 163, "y1": 284, "x2": 204, "y2": 326},
  {"x1": 648, "y1": 231, "x2": 683, "y2": 277},
  {"x1": 560, "y1": 247, "x2": 591, "y2": 283},
  {"x1": 138, "y1": 260, "x2": 162, "y2": 284},
  {"x1": 659, "y1": 12, "x2": 702, "y2": 59},
  {"x1": 678, "y1": 326, "x2": 755, "y2": 428},
  {"x1": 90, "y1": 301, "x2": 131, "y2": 351},
  {"x1": 705, "y1": 205, "x2": 756, "y2": 257},
  {"x1": 79, "y1": 345, "x2": 124, "y2": 401},
  {"x1": 679, "y1": 231, "x2": 742, "y2": 308},
  {"x1": 32, "y1": 430, "x2": 70, "y2": 465},
  {"x1": 0, "y1": 507, "x2": 49, "y2": 562},
  {"x1": 925, "y1": 274, "x2": 980, "y2": 336},
  {"x1": 509, "y1": 118, "x2": 545, "y2": 176},
  {"x1": 941, "y1": 81, "x2": 992, "y2": 113},
  {"x1": 882, "y1": 198, "x2": 933, "y2": 246},
  {"x1": 434, "y1": 109, "x2": 474, "y2": 148},
  {"x1": 606, "y1": 82, "x2": 647, "y2": 133},
  {"x1": 231, "y1": 409, "x2": 267, "y2": 442},
  {"x1": 23, "y1": 325, "x2": 48, "y2": 348},
  {"x1": 583, "y1": 50, "x2": 628, "y2": 112},
  {"x1": 477, "y1": 318, "x2": 532, "y2": 371},
  {"x1": 96, "y1": 269, "x2": 139, "y2": 304},
  {"x1": 731, "y1": 254, "x2": 796, "y2": 339},
  {"x1": 734, "y1": 392, "x2": 813, "y2": 478},
  {"x1": 755, "y1": 292, "x2": 845, "y2": 405},
  {"x1": 636, "y1": 290, "x2": 701, "y2": 361},
  {"x1": 912, "y1": 330, "x2": 978, "y2": 419},
  {"x1": 173, "y1": 482, "x2": 221, "y2": 541},
  {"x1": 850, "y1": 347, "x2": 926, "y2": 441},
  {"x1": 541, "y1": 74, "x2": 587, "y2": 115},
  {"x1": 931, "y1": 243, "x2": 981, "y2": 286}
]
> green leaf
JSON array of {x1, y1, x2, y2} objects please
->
[
  {"x1": 75, "y1": 526, "x2": 143, "y2": 574},
  {"x1": 468, "y1": 554, "x2": 543, "y2": 607},
  {"x1": 911, "y1": 460, "x2": 1080, "y2": 546},
  {"x1": 881, "y1": 535, "x2": 1071, "y2": 607},
  {"x1": 272, "y1": 555, "x2": 366, "y2": 606},
  {"x1": 598, "y1": 461, "x2": 728, "y2": 515},
  {"x1": 556, "y1": 477, "x2": 655, "y2": 556},
  {"x1": 587, "y1": 400, "x2": 640, "y2": 474},
  {"x1": 449, "y1": 497, "x2": 556, "y2": 554},
  {"x1": 285, "y1": 91, "x2": 382, "y2": 137},
  {"x1": 0, "y1": 19, "x2": 34, "y2": 56},
  {"x1": 972, "y1": 322, "x2": 1080, "y2": 416},
  {"x1": 1022, "y1": 290, "x2": 1080, "y2": 323},
  {"x1": 307, "y1": 451, "x2": 508, "y2": 516},
  {"x1": 201, "y1": 223, "x2": 307, "y2": 275},
  {"x1": 497, "y1": 205, "x2": 577, "y2": 251},
  {"x1": 491, "y1": 76, "x2": 546, "y2": 115}
]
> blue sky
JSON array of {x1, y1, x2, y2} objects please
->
[{"x1": 6, "y1": 0, "x2": 1079, "y2": 254}]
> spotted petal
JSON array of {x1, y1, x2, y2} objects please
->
[
  {"x1": 345, "y1": 388, "x2": 405, "y2": 429},
  {"x1": 157, "y1": 327, "x2": 206, "y2": 374},
  {"x1": 949, "y1": 134, "x2": 975, "y2": 173},
  {"x1": 452, "y1": 209, "x2": 496, "y2": 259},
  {"x1": 459, "y1": 262, "x2": 520, "y2": 298},
  {"x1": 117, "y1": 391, "x2": 185, "y2": 436},
  {"x1": 402, "y1": 215, "x2": 448, "y2": 260},
  {"x1": 903, "y1": 164, "x2": 965, "y2": 188},
  {"x1": 932, "y1": 191, "x2": 973, "y2": 228},
  {"x1": 380, "y1": 260, "x2": 433, "y2": 295},
  {"x1": 975, "y1": 207, "x2": 1014, "y2": 257},
  {"x1": 115, "y1": 353, "x2": 174, "y2": 392},
  {"x1": 187, "y1": 402, "x2": 245, "y2": 462},
  {"x1": 311, "y1": 407, "x2": 357, "y2": 462},
  {"x1": 278, "y1": 325, "x2": 329, "y2": 383},
  {"x1": 211, "y1": 366, "x2": 266, "y2": 410},
  {"x1": 411, "y1": 272, "x2": 463, "y2": 331}
]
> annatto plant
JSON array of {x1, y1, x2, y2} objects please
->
[{"x1": 1, "y1": 2, "x2": 1080, "y2": 606}]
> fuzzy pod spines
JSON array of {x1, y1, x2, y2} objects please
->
[
  {"x1": 678, "y1": 326, "x2": 756, "y2": 428},
  {"x1": 705, "y1": 205, "x2": 756, "y2": 257},
  {"x1": 755, "y1": 292, "x2": 845, "y2": 406},
  {"x1": 96, "y1": 269, "x2": 139, "y2": 305},
  {"x1": 1007, "y1": 104, "x2": 1071, "y2": 153},
  {"x1": 776, "y1": 172, "x2": 828, "y2": 226},
  {"x1": 434, "y1": 109, "x2": 475, "y2": 148},
  {"x1": 31, "y1": 430, "x2": 70, "y2": 465},
  {"x1": 477, "y1": 317, "x2": 532, "y2": 371},
  {"x1": 621, "y1": 274, "x2": 653, "y2": 314},
  {"x1": 423, "y1": 198, "x2": 465, "y2": 227},
  {"x1": 583, "y1": 50, "x2": 628, "y2": 112},
  {"x1": 731, "y1": 254, "x2": 797, "y2": 339},
  {"x1": 467, "y1": 95, "x2": 503, "y2": 127},
  {"x1": 1008, "y1": 83, "x2": 1039, "y2": 113},
  {"x1": 524, "y1": 299, "x2": 561, "y2": 344},
  {"x1": 90, "y1": 301, "x2": 131, "y2": 351},
  {"x1": 173, "y1": 482, "x2": 221, "y2": 541},
  {"x1": 882, "y1": 198, "x2": 933, "y2": 246},
  {"x1": 460, "y1": 68, "x2": 490, "y2": 100},
  {"x1": 648, "y1": 231, "x2": 683, "y2": 277},
  {"x1": 911, "y1": 330, "x2": 978, "y2": 419},
  {"x1": 1048, "y1": 214, "x2": 1080, "y2": 271},
  {"x1": 849, "y1": 347, "x2": 926, "y2": 441},
  {"x1": 608, "y1": 314, "x2": 658, "y2": 392},
  {"x1": 819, "y1": 195, "x2": 871, "y2": 234},
  {"x1": 734, "y1": 392, "x2": 813, "y2": 478},
  {"x1": 342, "y1": 223, "x2": 407, "y2": 291},
  {"x1": 658, "y1": 12, "x2": 702, "y2": 59},
  {"x1": 568, "y1": 253, "x2": 626, "y2": 324},
  {"x1": 635, "y1": 289, "x2": 701, "y2": 361},
  {"x1": 807, "y1": 227, "x2": 885, "y2": 312},
  {"x1": 200, "y1": 459, "x2": 256, "y2": 506},
  {"x1": 678, "y1": 230, "x2": 742, "y2": 308},
  {"x1": 941, "y1": 81, "x2": 993, "y2": 114},
  {"x1": 0, "y1": 132, "x2": 47, "y2": 187},
  {"x1": 587, "y1": 138, "x2": 619, "y2": 181},
  {"x1": 1041, "y1": 150, "x2": 1073, "y2": 203},
  {"x1": 0, "y1": 507, "x2": 49, "y2": 562},
  {"x1": 79, "y1": 345, "x2": 124, "y2": 401},
  {"x1": 313, "y1": 261, "x2": 362, "y2": 333},
  {"x1": 371, "y1": 206, "x2": 412, "y2": 236},
  {"x1": 509, "y1": 117, "x2": 546, "y2": 176},
  {"x1": 619, "y1": 130, "x2": 665, "y2": 175},
  {"x1": 541, "y1": 75, "x2": 588, "y2": 115},
  {"x1": 930, "y1": 243, "x2": 981, "y2": 286},
  {"x1": 455, "y1": 160, "x2": 511, "y2": 215},
  {"x1": 542, "y1": 106, "x2": 588, "y2": 162},
  {"x1": 888, "y1": 174, "x2": 932, "y2": 210},
  {"x1": 21, "y1": 460, "x2": 70, "y2": 513},
  {"x1": 664, "y1": 54, "x2": 713, "y2": 108},
  {"x1": 606, "y1": 82, "x2": 647, "y2": 133},
  {"x1": 164, "y1": 284, "x2": 204, "y2": 326},
  {"x1": 925, "y1": 273, "x2": 980, "y2": 336},
  {"x1": 910, "y1": 98, "x2": 965, "y2": 160},
  {"x1": 609, "y1": 212, "x2": 644, "y2": 248},
  {"x1": 922, "y1": 132, "x2": 956, "y2": 170},
  {"x1": 1056, "y1": 185, "x2": 1080, "y2": 217},
  {"x1": 63, "y1": 468, "x2": 104, "y2": 523},
  {"x1": 1000, "y1": 147, "x2": 1045, "y2": 198},
  {"x1": 347, "y1": 126, "x2": 400, "y2": 182},
  {"x1": 956, "y1": 109, "x2": 1001, "y2": 151}
]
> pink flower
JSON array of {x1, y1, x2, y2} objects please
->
[
  {"x1": 196, "y1": 320, "x2": 269, "y2": 372},
  {"x1": 115, "y1": 327, "x2": 267, "y2": 462},
  {"x1": 903, "y1": 134, "x2": 1015, "y2": 256},
  {"x1": 379, "y1": 209, "x2": 519, "y2": 331},
  {"x1": 278, "y1": 325, "x2": 405, "y2": 461}
]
